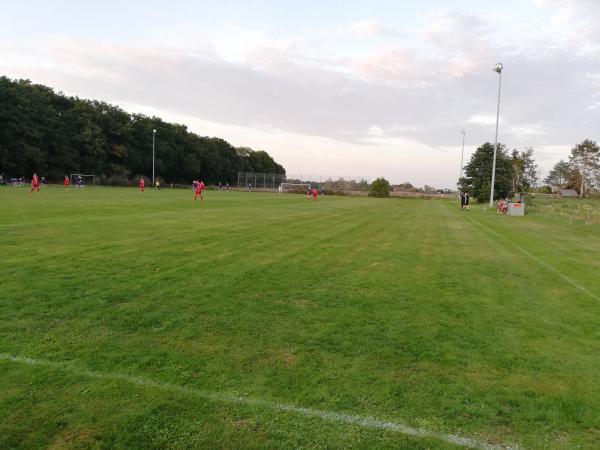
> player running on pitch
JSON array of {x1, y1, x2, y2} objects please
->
[
  {"x1": 64, "y1": 175, "x2": 70, "y2": 190},
  {"x1": 30, "y1": 173, "x2": 41, "y2": 193},
  {"x1": 139, "y1": 177, "x2": 145, "y2": 192},
  {"x1": 312, "y1": 187, "x2": 318, "y2": 201}
]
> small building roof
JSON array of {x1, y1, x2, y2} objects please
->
[{"x1": 559, "y1": 189, "x2": 578, "y2": 197}]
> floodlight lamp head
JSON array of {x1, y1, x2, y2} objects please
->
[
  {"x1": 153, "y1": 129, "x2": 156, "y2": 133},
  {"x1": 494, "y1": 63, "x2": 503, "y2": 73},
  {"x1": 460, "y1": 130, "x2": 465, "y2": 135}
]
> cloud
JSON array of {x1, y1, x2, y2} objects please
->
[
  {"x1": 509, "y1": 124, "x2": 546, "y2": 137},
  {"x1": 340, "y1": 20, "x2": 385, "y2": 37},
  {"x1": 2, "y1": 3, "x2": 600, "y2": 186},
  {"x1": 367, "y1": 125, "x2": 384, "y2": 137},
  {"x1": 419, "y1": 9, "x2": 491, "y2": 52},
  {"x1": 351, "y1": 48, "x2": 434, "y2": 85},
  {"x1": 531, "y1": 0, "x2": 600, "y2": 49},
  {"x1": 468, "y1": 115, "x2": 499, "y2": 126}
]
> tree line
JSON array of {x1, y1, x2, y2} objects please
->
[
  {"x1": 543, "y1": 139, "x2": 600, "y2": 196},
  {"x1": 459, "y1": 139, "x2": 600, "y2": 202},
  {"x1": 0, "y1": 76, "x2": 285, "y2": 185},
  {"x1": 459, "y1": 142, "x2": 538, "y2": 202}
]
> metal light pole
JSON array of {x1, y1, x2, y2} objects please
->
[
  {"x1": 459, "y1": 130, "x2": 466, "y2": 181},
  {"x1": 152, "y1": 129, "x2": 156, "y2": 185},
  {"x1": 489, "y1": 63, "x2": 503, "y2": 208}
]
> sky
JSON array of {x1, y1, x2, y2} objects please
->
[{"x1": 1, "y1": 0, "x2": 600, "y2": 187}]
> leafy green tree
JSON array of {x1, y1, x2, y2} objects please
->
[
  {"x1": 0, "y1": 76, "x2": 286, "y2": 184},
  {"x1": 565, "y1": 171, "x2": 582, "y2": 191},
  {"x1": 459, "y1": 142, "x2": 514, "y2": 202},
  {"x1": 236, "y1": 147, "x2": 285, "y2": 174},
  {"x1": 511, "y1": 147, "x2": 537, "y2": 192},
  {"x1": 568, "y1": 139, "x2": 600, "y2": 196},
  {"x1": 544, "y1": 160, "x2": 571, "y2": 190},
  {"x1": 0, "y1": 78, "x2": 63, "y2": 176},
  {"x1": 369, "y1": 177, "x2": 390, "y2": 197},
  {"x1": 393, "y1": 182, "x2": 413, "y2": 191}
]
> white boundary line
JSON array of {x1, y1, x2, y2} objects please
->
[
  {"x1": 0, "y1": 353, "x2": 518, "y2": 450},
  {"x1": 466, "y1": 215, "x2": 600, "y2": 302}
]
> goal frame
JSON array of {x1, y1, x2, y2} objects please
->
[
  {"x1": 281, "y1": 182, "x2": 310, "y2": 193},
  {"x1": 70, "y1": 173, "x2": 97, "y2": 187}
]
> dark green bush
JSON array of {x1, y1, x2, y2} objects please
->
[{"x1": 369, "y1": 178, "x2": 391, "y2": 198}]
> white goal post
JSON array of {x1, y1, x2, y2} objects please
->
[
  {"x1": 70, "y1": 174, "x2": 97, "y2": 187},
  {"x1": 280, "y1": 182, "x2": 310, "y2": 193}
]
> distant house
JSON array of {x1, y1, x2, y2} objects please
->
[{"x1": 558, "y1": 189, "x2": 578, "y2": 197}]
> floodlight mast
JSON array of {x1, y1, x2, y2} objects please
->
[
  {"x1": 152, "y1": 129, "x2": 156, "y2": 185},
  {"x1": 489, "y1": 63, "x2": 503, "y2": 208},
  {"x1": 459, "y1": 130, "x2": 466, "y2": 182}
]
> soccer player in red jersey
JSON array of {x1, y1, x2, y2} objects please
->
[
  {"x1": 139, "y1": 177, "x2": 145, "y2": 192},
  {"x1": 64, "y1": 175, "x2": 70, "y2": 190},
  {"x1": 30, "y1": 173, "x2": 40, "y2": 193},
  {"x1": 194, "y1": 180, "x2": 205, "y2": 202},
  {"x1": 312, "y1": 187, "x2": 318, "y2": 201}
]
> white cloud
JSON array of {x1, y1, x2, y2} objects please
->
[
  {"x1": 367, "y1": 125, "x2": 384, "y2": 137},
  {"x1": 468, "y1": 115, "x2": 500, "y2": 126},
  {"x1": 340, "y1": 20, "x2": 385, "y2": 37},
  {"x1": 509, "y1": 124, "x2": 546, "y2": 137},
  {"x1": 2, "y1": 2, "x2": 600, "y2": 187}
]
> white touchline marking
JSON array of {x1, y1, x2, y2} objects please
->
[
  {"x1": 0, "y1": 353, "x2": 520, "y2": 450},
  {"x1": 467, "y1": 216, "x2": 600, "y2": 302}
]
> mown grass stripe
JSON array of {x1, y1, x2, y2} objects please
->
[
  {"x1": 0, "y1": 352, "x2": 518, "y2": 450},
  {"x1": 464, "y1": 213, "x2": 600, "y2": 302}
]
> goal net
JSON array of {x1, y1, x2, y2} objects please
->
[
  {"x1": 281, "y1": 182, "x2": 310, "y2": 194},
  {"x1": 70, "y1": 174, "x2": 97, "y2": 188}
]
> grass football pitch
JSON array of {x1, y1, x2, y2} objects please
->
[{"x1": 1, "y1": 186, "x2": 599, "y2": 449}]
